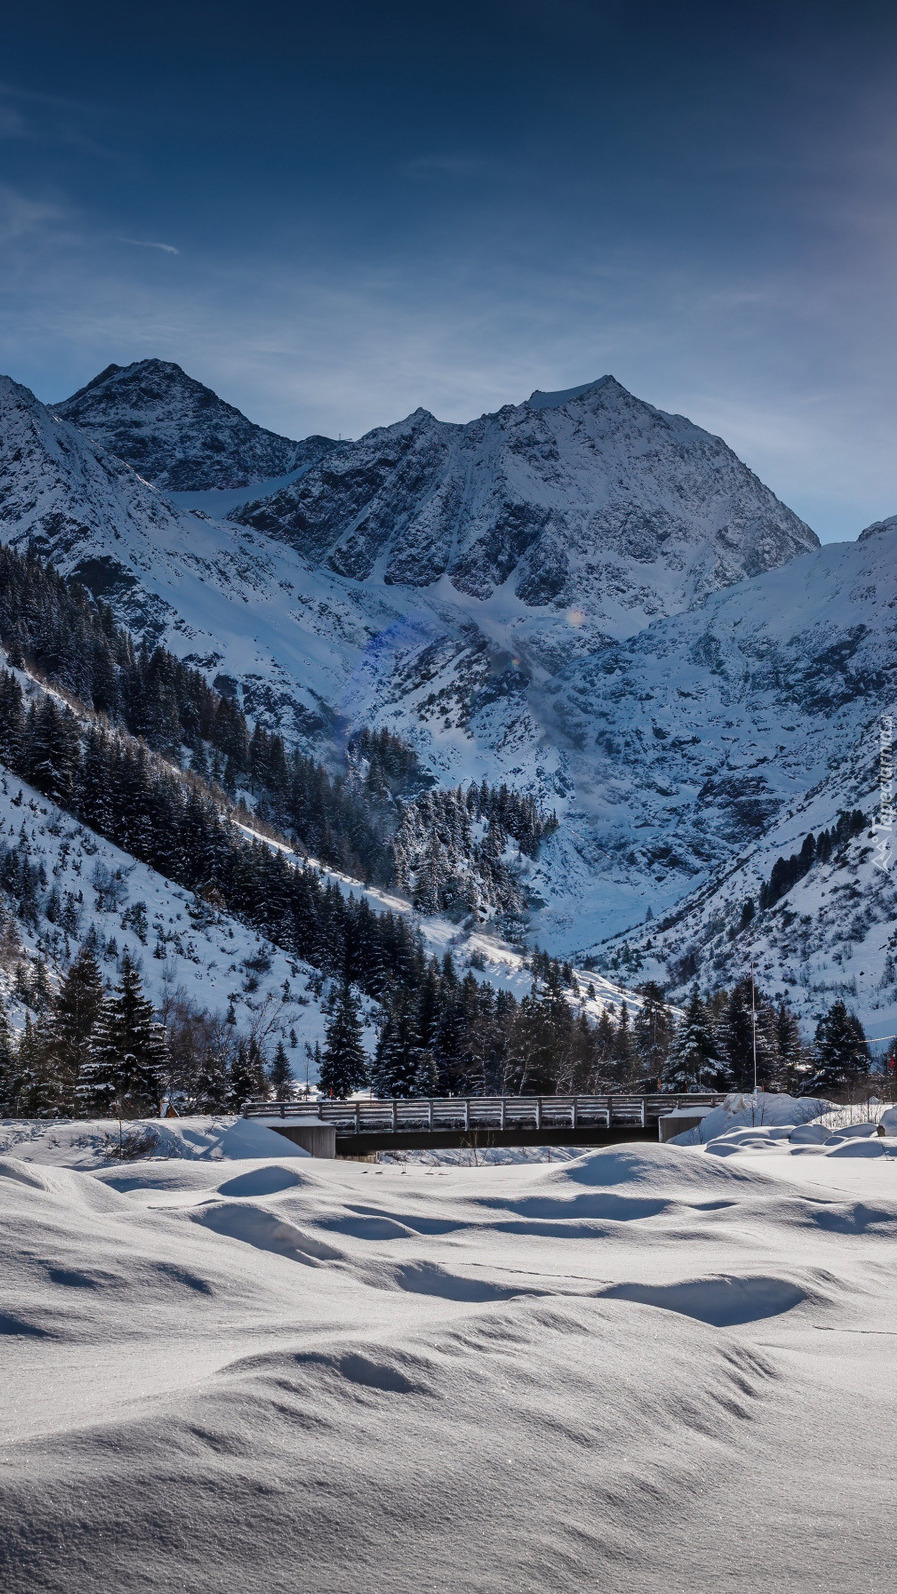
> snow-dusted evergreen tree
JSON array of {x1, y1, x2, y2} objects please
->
[
  {"x1": 80, "y1": 953, "x2": 167, "y2": 1117},
  {"x1": 664, "y1": 988, "x2": 725, "y2": 1091},
  {"x1": 192, "y1": 1043, "x2": 231, "y2": 1112},
  {"x1": 267, "y1": 1040, "x2": 294, "y2": 1101},
  {"x1": 45, "y1": 947, "x2": 106, "y2": 1114},
  {"x1": 371, "y1": 990, "x2": 425, "y2": 1098},
  {"x1": 633, "y1": 982, "x2": 674, "y2": 1084},
  {"x1": 13, "y1": 1016, "x2": 53, "y2": 1116},
  {"x1": 227, "y1": 1039, "x2": 267, "y2": 1110},
  {"x1": 612, "y1": 1001, "x2": 638, "y2": 1082},
  {"x1": 775, "y1": 1001, "x2": 808, "y2": 1092},
  {"x1": 806, "y1": 1001, "x2": 868, "y2": 1096},
  {"x1": 318, "y1": 983, "x2": 367, "y2": 1098},
  {"x1": 718, "y1": 977, "x2": 777, "y2": 1090},
  {"x1": 0, "y1": 1004, "x2": 17, "y2": 1115}
]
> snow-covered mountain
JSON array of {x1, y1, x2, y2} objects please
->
[
  {"x1": 4, "y1": 361, "x2": 891, "y2": 1019},
  {"x1": 232, "y1": 375, "x2": 817, "y2": 631},
  {"x1": 54, "y1": 360, "x2": 337, "y2": 491}
]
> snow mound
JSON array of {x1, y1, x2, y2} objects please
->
[
  {"x1": 0, "y1": 1115, "x2": 310, "y2": 1168},
  {"x1": 599, "y1": 1273, "x2": 809, "y2": 1326},
  {"x1": 671, "y1": 1093, "x2": 832, "y2": 1147},
  {"x1": 2, "y1": 1119, "x2": 897, "y2": 1590}
]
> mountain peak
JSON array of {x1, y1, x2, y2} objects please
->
[
  {"x1": 525, "y1": 375, "x2": 626, "y2": 411},
  {"x1": 54, "y1": 360, "x2": 337, "y2": 492},
  {"x1": 858, "y1": 513, "x2": 897, "y2": 542},
  {"x1": 232, "y1": 375, "x2": 819, "y2": 612}
]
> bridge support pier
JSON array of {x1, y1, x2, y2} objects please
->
[{"x1": 270, "y1": 1123, "x2": 337, "y2": 1158}]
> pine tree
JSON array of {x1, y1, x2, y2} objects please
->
[
  {"x1": 371, "y1": 989, "x2": 424, "y2": 1098},
  {"x1": 12, "y1": 1015, "x2": 56, "y2": 1117},
  {"x1": 0, "y1": 1002, "x2": 17, "y2": 1115},
  {"x1": 267, "y1": 1040, "x2": 294, "y2": 1101},
  {"x1": 634, "y1": 982, "x2": 674, "y2": 1083},
  {"x1": 718, "y1": 978, "x2": 777, "y2": 1091},
  {"x1": 318, "y1": 982, "x2": 368, "y2": 1098},
  {"x1": 227, "y1": 1038, "x2": 267, "y2": 1110},
  {"x1": 45, "y1": 948, "x2": 105, "y2": 1114},
  {"x1": 192, "y1": 1040, "x2": 232, "y2": 1112},
  {"x1": 82, "y1": 953, "x2": 166, "y2": 1117},
  {"x1": 664, "y1": 989, "x2": 724, "y2": 1091},
  {"x1": 775, "y1": 1001, "x2": 807, "y2": 1092},
  {"x1": 806, "y1": 1001, "x2": 868, "y2": 1096},
  {"x1": 612, "y1": 1001, "x2": 638, "y2": 1082}
]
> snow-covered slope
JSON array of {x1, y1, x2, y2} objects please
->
[
  {"x1": 232, "y1": 375, "x2": 817, "y2": 627},
  {"x1": 0, "y1": 767, "x2": 335, "y2": 1065},
  {"x1": 591, "y1": 757, "x2": 897, "y2": 1037},
  {"x1": 54, "y1": 360, "x2": 337, "y2": 491}
]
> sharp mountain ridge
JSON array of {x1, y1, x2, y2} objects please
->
[
  {"x1": 232, "y1": 373, "x2": 818, "y2": 633},
  {"x1": 54, "y1": 358, "x2": 338, "y2": 492}
]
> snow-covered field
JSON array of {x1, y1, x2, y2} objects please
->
[{"x1": 2, "y1": 1113, "x2": 896, "y2": 1591}]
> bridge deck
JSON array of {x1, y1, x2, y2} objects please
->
[{"x1": 246, "y1": 1094, "x2": 723, "y2": 1155}]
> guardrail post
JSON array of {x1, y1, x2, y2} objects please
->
[
  {"x1": 464, "y1": 1099, "x2": 470, "y2": 1130},
  {"x1": 572, "y1": 1098, "x2": 578, "y2": 1128},
  {"x1": 535, "y1": 1097, "x2": 541, "y2": 1130},
  {"x1": 355, "y1": 1102, "x2": 360, "y2": 1133},
  {"x1": 392, "y1": 1100, "x2": 397, "y2": 1132},
  {"x1": 640, "y1": 1098, "x2": 646, "y2": 1128},
  {"x1": 428, "y1": 1099, "x2": 433, "y2": 1129},
  {"x1": 500, "y1": 1097, "x2": 506, "y2": 1130}
]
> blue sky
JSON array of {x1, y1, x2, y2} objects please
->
[{"x1": 2, "y1": 0, "x2": 896, "y2": 539}]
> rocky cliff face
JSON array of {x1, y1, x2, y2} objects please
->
[
  {"x1": 54, "y1": 359, "x2": 337, "y2": 491},
  {"x1": 232, "y1": 375, "x2": 818, "y2": 635},
  {"x1": 0, "y1": 373, "x2": 184, "y2": 557}
]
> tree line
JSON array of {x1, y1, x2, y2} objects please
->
[
  {"x1": 0, "y1": 945, "x2": 293, "y2": 1118},
  {"x1": 0, "y1": 541, "x2": 555, "y2": 894},
  {"x1": 738, "y1": 808, "x2": 867, "y2": 925}
]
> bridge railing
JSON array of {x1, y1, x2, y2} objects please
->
[{"x1": 244, "y1": 1092, "x2": 724, "y2": 1134}]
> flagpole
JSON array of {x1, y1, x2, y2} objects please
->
[{"x1": 750, "y1": 960, "x2": 758, "y2": 1095}]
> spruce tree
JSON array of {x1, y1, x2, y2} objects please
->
[
  {"x1": 318, "y1": 982, "x2": 368, "y2": 1098},
  {"x1": 718, "y1": 978, "x2": 777, "y2": 1091},
  {"x1": 0, "y1": 1003, "x2": 17, "y2": 1116},
  {"x1": 192, "y1": 1041, "x2": 232, "y2": 1112},
  {"x1": 775, "y1": 1001, "x2": 807, "y2": 1093},
  {"x1": 46, "y1": 948, "x2": 105, "y2": 1114},
  {"x1": 664, "y1": 989, "x2": 724, "y2": 1091},
  {"x1": 612, "y1": 1001, "x2": 638, "y2": 1082},
  {"x1": 267, "y1": 1040, "x2": 294, "y2": 1101},
  {"x1": 371, "y1": 989, "x2": 424, "y2": 1098},
  {"x1": 634, "y1": 983, "x2": 674, "y2": 1084},
  {"x1": 807, "y1": 1001, "x2": 868, "y2": 1096},
  {"x1": 227, "y1": 1038, "x2": 267, "y2": 1110},
  {"x1": 13, "y1": 1015, "x2": 56, "y2": 1117},
  {"x1": 82, "y1": 953, "x2": 166, "y2": 1117}
]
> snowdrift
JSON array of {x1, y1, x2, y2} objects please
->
[{"x1": 2, "y1": 1129, "x2": 897, "y2": 1591}]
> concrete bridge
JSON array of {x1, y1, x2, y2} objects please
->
[{"x1": 245, "y1": 1093, "x2": 725, "y2": 1157}]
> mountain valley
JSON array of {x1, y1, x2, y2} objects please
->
[{"x1": 0, "y1": 357, "x2": 892, "y2": 1042}]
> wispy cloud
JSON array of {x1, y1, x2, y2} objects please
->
[
  {"x1": 118, "y1": 238, "x2": 180, "y2": 255},
  {"x1": 0, "y1": 183, "x2": 70, "y2": 243}
]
